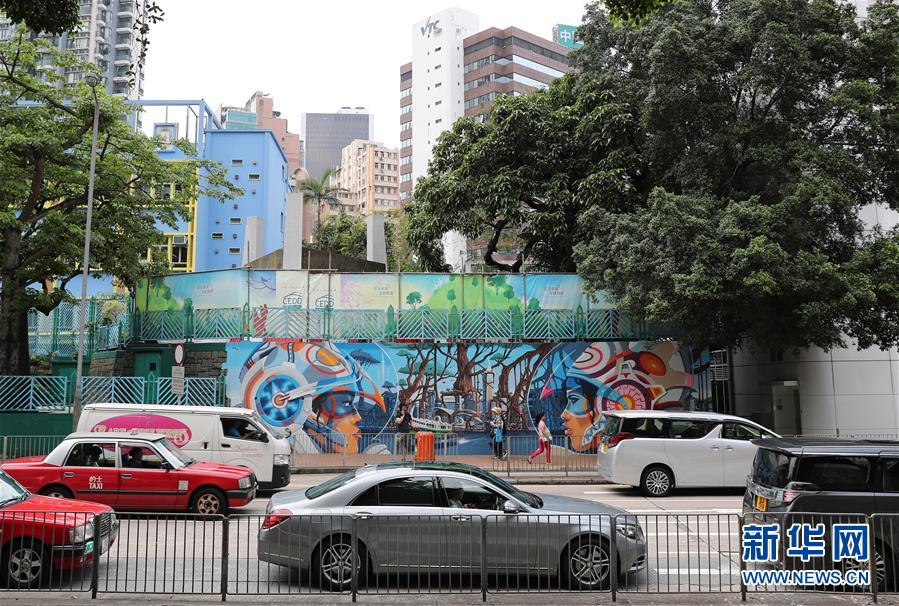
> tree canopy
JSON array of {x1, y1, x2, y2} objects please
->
[
  {"x1": 313, "y1": 211, "x2": 421, "y2": 272},
  {"x1": 0, "y1": 33, "x2": 238, "y2": 373},
  {"x1": 409, "y1": 0, "x2": 899, "y2": 352}
]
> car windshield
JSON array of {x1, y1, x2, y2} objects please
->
[
  {"x1": 156, "y1": 438, "x2": 193, "y2": 468},
  {"x1": 751, "y1": 448, "x2": 794, "y2": 489},
  {"x1": 465, "y1": 466, "x2": 541, "y2": 508},
  {"x1": 306, "y1": 471, "x2": 357, "y2": 499},
  {"x1": 0, "y1": 471, "x2": 28, "y2": 507}
]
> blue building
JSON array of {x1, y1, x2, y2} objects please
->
[{"x1": 126, "y1": 99, "x2": 291, "y2": 272}]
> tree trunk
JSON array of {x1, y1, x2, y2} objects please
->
[{"x1": 0, "y1": 227, "x2": 31, "y2": 374}]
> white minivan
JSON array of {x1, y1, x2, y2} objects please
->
[
  {"x1": 77, "y1": 403, "x2": 292, "y2": 488},
  {"x1": 596, "y1": 410, "x2": 778, "y2": 497}
]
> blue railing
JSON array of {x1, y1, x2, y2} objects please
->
[
  {"x1": 136, "y1": 307, "x2": 663, "y2": 342},
  {"x1": 0, "y1": 376, "x2": 226, "y2": 412}
]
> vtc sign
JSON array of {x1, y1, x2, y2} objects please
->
[{"x1": 420, "y1": 17, "x2": 441, "y2": 36}]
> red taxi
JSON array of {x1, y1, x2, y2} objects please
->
[
  {"x1": 1, "y1": 433, "x2": 256, "y2": 515},
  {"x1": 0, "y1": 469, "x2": 118, "y2": 588}
]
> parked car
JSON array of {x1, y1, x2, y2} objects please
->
[
  {"x1": 259, "y1": 461, "x2": 646, "y2": 591},
  {"x1": 0, "y1": 469, "x2": 118, "y2": 588},
  {"x1": 597, "y1": 410, "x2": 778, "y2": 496},
  {"x1": 1, "y1": 432, "x2": 256, "y2": 514},
  {"x1": 77, "y1": 403, "x2": 292, "y2": 488},
  {"x1": 743, "y1": 438, "x2": 899, "y2": 590}
]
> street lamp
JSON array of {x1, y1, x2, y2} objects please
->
[{"x1": 72, "y1": 73, "x2": 102, "y2": 430}]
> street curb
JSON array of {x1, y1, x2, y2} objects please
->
[{"x1": 291, "y1": 469, "x2": 609, "y2": 485}]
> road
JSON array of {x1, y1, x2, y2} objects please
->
[
  {"x1": 45, "y1": 474, "x2": 749, "y2": 596},
  {"x1": 242, "y1": 473, "x2": 747, "y2": 515}
]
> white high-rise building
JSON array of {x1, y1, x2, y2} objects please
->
[{"x1": 0, "y1": 0, "x2": 149, "y2": 98}]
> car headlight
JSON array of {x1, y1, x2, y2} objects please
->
[
  {"x1": 70, "y1": 522, "x2": 94, "y2": 544},
  {"x1": 274, "y1": 453, "x2": 290, "y2": 465},
  {"x1": 238, "y1": 475, "x2": 252, "y2": 489},
  {"x1": 616, "y1": 524, "x2": 642, "y2": 540}
]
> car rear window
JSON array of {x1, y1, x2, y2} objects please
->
[
  {"x1": 795, "y1": 456, "x2": 873, "y2": 492},
  {"x1": 305, "y1": 471, "x2": 356, "y2": 499},
  {"x1": 752, "y1": 448, "x2": 794, "y2": 489},
  {"x1": 669, "y1": 420, "x2": 719, "y2": 439},
  {"x1": 604, "y1": 415, "x2": 622, "y2": 437}
]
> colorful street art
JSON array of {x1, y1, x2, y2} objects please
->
[
  {"x1": 223, "y1": 340, "x2": 711, "y2": 456},
  {"x1": 135, "y1": 270, "x2": 607, "y2": 313}
]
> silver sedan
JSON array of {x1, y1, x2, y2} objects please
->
[{"x1": 258, "y1": 461, "x2": 646, "y2": 591}]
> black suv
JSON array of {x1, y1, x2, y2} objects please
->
[{"x1": 745, "y1": 438, "x2": 899, "y2": 590}]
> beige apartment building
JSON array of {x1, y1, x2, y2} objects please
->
[{"x1": 330, "y1": 139, "x2": 401, "y2": 217}]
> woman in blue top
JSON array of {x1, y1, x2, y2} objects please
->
[{"x1": 490, "y1": 407, "x2": 505, "y2": 460}]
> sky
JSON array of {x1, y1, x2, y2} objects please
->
[{"x1": 142, "y1": 1, "x2": 590, "y2": 149}]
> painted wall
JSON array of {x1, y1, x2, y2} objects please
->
[
  {"x1": 222, "y1": 340, "x2": 710, "y2": 455},
  {"x1": 135, "y1": 270, "x2": 606, "y2": 313},
  {"x1": 196, "y1": 130, "x2": 289, "y2": 271}
]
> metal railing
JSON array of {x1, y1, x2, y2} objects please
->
[
  {"x1": 4, "y1": 510, "x2": 895, "y2": 600},
  {"x1": 28, "y1": 298, "x2": 131, "y2": 357},
  {"x1": 134, "y1": 307, "x2": 665, "y2": 343},
  {"x1": 0, "y1": 375, "x2": 69, "y2": 411},
  {"x1": 0, "y1": 375, "x2": 226, "y2": 413}
]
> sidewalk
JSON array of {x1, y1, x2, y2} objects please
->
[{"x1": 5, "y1": 592, "x2": 892, "y2": 605}]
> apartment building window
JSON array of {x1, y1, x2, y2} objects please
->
[
  {"x1": 401, "y1": 122, "x2": 412, "y2": 133},
  {"x1": 434, "y1": 64, "x2": 442, "y2": 70},
  {"x1": 401, "y1": 156, "x2": 412, "y2": 165},
  {"x1": 115, "y1": 33, "x2": 131, "y2": 45},
  {"x1": 232, "y1": 159, "x2": 243, "y2": 166},
  {"x1": 401, "y1": 139, "x2": 412, "y2": 148},
  {"x1": 465, "y1": 74, "x2": 493, "y2": 91},
  {"x1": 464, "y1": 92, "x2": 496, "y2": 110},
  {"x1": 212, "y1": 232, "x2": 224, "y2": 240},
  {"x1": 401, "y1": 71, "x2": 412, "y2": 82},
  {"x1": 435, "y1": 100, "x2": 442, "y2": 106},
  {"x1": 401, "y1": 174, "x2": 412, "y2": 183},
  {"x1": 171, "y1": 244, "x2": 188, "y2": 265},
  {"x1": 400, "y1": 88, "x2": 412, "y2": 98},
  {"x1": 434, "y1": 82, "x2": 442, "y2": 88},
  {"x1": 228, "y1": 247, "x2": 241, "y2": 255},
  {"x1": 401, "y1": 105, "x2": 412, "y2": 115},
  {"x1": 248, "y1": 173, "x2": 260, "y2": 180},
  {"x1": 229, "y1": 217, "x2": 242, "y2": 224},
  {"x1": 434, "y1": 46, "x2": 441, "y2": 52},
  {"x1": 464, "y1": 55, "x2": 494, "y2": 73}
]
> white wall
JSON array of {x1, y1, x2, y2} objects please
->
[{"x1": 732, "y1": 342, "x2": 899, "y2": 436}]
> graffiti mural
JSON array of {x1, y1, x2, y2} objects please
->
[{"x1": 223, "y1": 340, "x2": 711, "y2": 456}]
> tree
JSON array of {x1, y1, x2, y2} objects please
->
[
  {"x1": 571, "y1": 0, "x2": 899, "y2": 352},
  {"x1": 0, "y1": 0, "x2": 164, "y2": 94},
  {"x1": 405, "y1": 292, "x2": 422, "y2": 309},
  {"x1": 0, "y1": 34, "x2": 238, "y2": 373},
  {"x1": 408, "y1": 71, "x2": 639, "y2": 272},
  {"x1": 297, "y1": 169, "x2": 346, "y2": 244},
  {"x1": 312, "y1": 210, "x2": 421, "y2": 271}
]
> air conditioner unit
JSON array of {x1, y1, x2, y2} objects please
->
[{"x1": 172, "y1": 235, "x2": 187, "y2": 245}]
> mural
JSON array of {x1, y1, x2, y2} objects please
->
[
  {"x1": 136, "y1": 270, "x2": 602, "y2": 313},
  {"x1": 223, "y1": 340, "x2": 711, "y2": 455}
]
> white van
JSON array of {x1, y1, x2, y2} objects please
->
[
  {"x1": 596, "y1": 410, "x2": 779, "y2": 497},
  {"x1": 77, "y1": 403, "x2": 292, "y2": 488}
]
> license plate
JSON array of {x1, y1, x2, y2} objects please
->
[
  {"x1": 83, "y1": 540, "x2": 94, "y2": 556},
  {"x1": 755, "y1": 495, "x2": 768, "y2": 512}
]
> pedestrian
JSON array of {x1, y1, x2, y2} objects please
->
[
  {"x1": 395, "y1": 403, "x2": 413, "y2": 461},
  {"x1": 527, "y1": 412, "x2": 552, "y2": 465},
  {"x1": 490, "y1": 406, "x2": 505, "y2": 460}
]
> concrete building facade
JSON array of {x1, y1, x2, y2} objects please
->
[
  {"x1": 128, "y1": 100, "x2": 290, "y2": 273},
  {"x1": 400, "y1": 9, "x2": 571, "y2": 271},
  {"x1": 0, "y1": 0, "x2": 149, "y2": 98},
  {"x1": 331, "y1": 140, "x2": 401, "y2": 216},
  {"x1": 301, "y1": 109, "x2": 373, "y2": 182},
  {"x1": 219, "y1": 92, "x2": 303, "y2": 185}
]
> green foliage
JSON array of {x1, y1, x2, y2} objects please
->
[
  {"x1": 409, "y1": 72, "x2": 639, "y2": 272},
  {"x1": 0, "y1": 34, "x2": 238, "y2": 372},
  {"x1": 601, "y1": 0, "x2": 675, "y2": 25},
  {"x1": 405, "y1": 292, "x2": 422, "y2": 309},
  {"x1": 572, "y1": 0, "x2": 899, "y2": 351},
  {"x1": 312, "y1": 210, "x2": 422, "y2": 271},
  {"x1": 297, "y1": 169, "x2": 346, "y2": 242},
  {"x1": 0, "y1": 0, "x2": 79, "y2": 35}
]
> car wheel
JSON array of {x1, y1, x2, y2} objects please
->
[
  {"x1": 39, "y1": 485, "x2": 73, "y2": 499},
  {"x1": 3, "y1": 539, "x2": 48, "y2": 589},
  {"x1": 190, "y1": 487, "x2": 227, "y2": 515},
  {"x1": 641, "y1": 466, "x2": 674, "y2": 497},
  {"x1": 843, "y1": 542, "x2": 892, "y2": 592},
  {"x1": 314, "y1": 535, "x2": 364, "y2": 591},
  {"x1": 563, "y1": 536, "x2": 612, "y2": 590}
]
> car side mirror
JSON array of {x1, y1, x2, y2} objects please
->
[
  {"x1": 161, "y1": 461, "x2": 173, "y2": 471},
  {"x1": 502, "y1": 499, "x2": 521, "y2": 514},
  {"x1": 261, "y1": 433, "x2": 269, "y2": 443}
]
